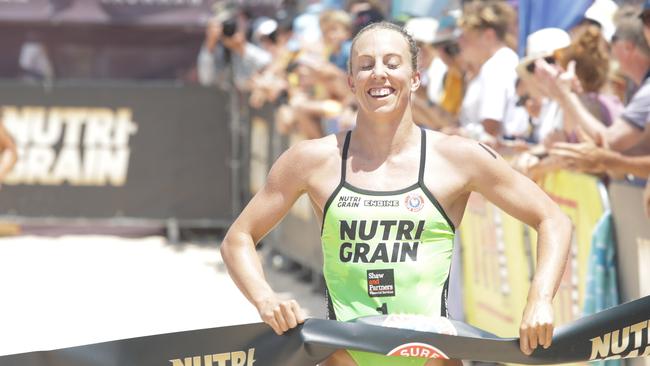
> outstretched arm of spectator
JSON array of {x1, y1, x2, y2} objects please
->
[
  {"x1": 197, "y1": 19, "x2": 227, "y2": 86},
  {"x1": 0, "y1": 123, "x2": 17, "y2": 184},
  {"x1": 289, "y1": 92, "x2": 342, "y2": 118},
  {"x1": 551, "y1": 142, "x2": 650, "y2": 178},
  {"x1": 533, "y1": 60, "x2": 644, "y2": 151}
]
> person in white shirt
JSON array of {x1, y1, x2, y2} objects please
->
[{"x1": 457, "y1": 0, "x2": 518, "y2": 142}]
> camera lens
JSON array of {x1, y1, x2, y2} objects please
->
[{"x1": 222, "y1": 18, "x2": 237, "y2": 37}]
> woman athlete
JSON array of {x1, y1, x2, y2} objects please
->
[{"x1": 220, "y1": 21, "x2": 572, "y2": 366}]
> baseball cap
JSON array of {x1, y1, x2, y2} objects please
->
[
  {"x1": 584, "y1": 0, "x2": 618, "y2": 41},
  {"x1": 516, "y1": 28, "x2": 571, "y2": 78},
  {"x1": 525, "y1": 28, "x2": 571, "y2": 58},
  {"x1": 432, "y1": 13, "x2": 461, "y2": 45},
  {"x1": 404, "y1": 17, "x2": 439, "y2": 44}
]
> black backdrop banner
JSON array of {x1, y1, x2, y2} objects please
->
[
  {"x1": 1, "y1": 296, "x2": 648, "y2": 366},
  {"x1": 0, "y1": 0, "x2": 282, "y2": 27},
  {"x1": 0, "y1": 0, "x2": 214, "y2": 27},
  {"x1": 0, "y1": 83, "x2": 234, "y2": 225}
]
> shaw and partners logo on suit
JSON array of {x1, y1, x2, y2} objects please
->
[{"x1": 2, "y1": 106, "x2": 138, "y2": 186}]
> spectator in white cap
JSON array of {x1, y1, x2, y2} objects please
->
[
  {"x1": 510, "y1": 28, "x2": 572, "y2": 179},
  {"x1": 581, "y1": 0, "x2": 618, "y2": 42},
  {"x1": 252, "y1": 17, "x2": 279, "y2": 52},
  {"x1": 405, "y1": 17, "x2": 445, "y2": 98},
  {"x1": 535, "y1": 11, "x2": 650, "y2": 151},
  {"x1": 515, "y1": 28, "x2": 571, "y2": 145},
  {"x1": 404, "y1": 17, "x2": 451, "y2": 129},
  {"x1": 530, "y1": 11, "x2": 650, "y2": 193}
]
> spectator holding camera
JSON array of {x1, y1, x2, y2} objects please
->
[
  {"x1": 534, "y1": 11, "x2": 650, "y2": 152},
  {"x1": 509, "y1": 28, "x2": 572, "y2": 179},
  {"x1": 530, "y1": 10, "x2": 650, "y2": 184},
  {"x1": 512, "y1": 23, "x2": 628, "y2": 181},
  {"x1": 197, "y1": 7, "x2": 271, "y2": 91}
]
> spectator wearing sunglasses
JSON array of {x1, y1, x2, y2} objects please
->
[{"x1": 534, "y1": 10, "x2": 650, "y2": 152}]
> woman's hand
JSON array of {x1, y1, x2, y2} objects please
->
[
  {"x1": 519, "y1": 298, "x2": 554, "y2": 355},
  {"x1": 256, "y1": 294, "x2": 306, "y2": 335}
]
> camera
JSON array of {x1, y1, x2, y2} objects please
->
[{"x1": 222, "y1": 17, "x2": 238, "y2": 37}]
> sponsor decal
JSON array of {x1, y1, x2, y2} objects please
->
[
  {"x1": 339, "y1": 242, "x2": 418, "y2": 263},
  {"x1": 589, "y1": 320, "x2": 650, "y2": 360},
  {"x1": 387, "y1": 342, "x2": 449, "y2": 359},
  {"x1": 338, "y1": 220, "x2": 425, "y2": 263},
  {"x1": 367, "y1": 269, "x2": 395, "y2": 297},
  {"x1": 405, "y1": 194, "x2": 424, "y2": 212},
  {"x1": 3, "y1": 106, "x2": 138, "y2": 186},
  {"x1": 337, "y1": 195, "x2": 360, "y2": 208},
  {"x1": 170, "y1": 348, "x2": 256, "y2": 366},
  {"x1": 364, "y1": 199, "x2": 400, "y2": 207},
  {"x1": 339, "y1": 220, "x2": 425, "y2": 241}
]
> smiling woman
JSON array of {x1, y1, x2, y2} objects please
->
[
  {"x1": 219, "y1": 21, "x2": 573, "y2": 366},
  {"x1": 346, "y1": 22, "x2": 421, "y2": 126}
]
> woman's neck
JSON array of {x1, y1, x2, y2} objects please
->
[
  {"x1": 476, "y1": 41, "x2": 505, "y2": 69},
  {"x1": 352, "y1": 109, "x2": 420, "y2": 159}
]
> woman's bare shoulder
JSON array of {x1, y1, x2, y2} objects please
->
[
  {"x1": 277, "y1": 133, "x2": 346, "y2": 174},
  {"x1": 426, "y1": 130, "x2": 502, "y2": 172}
]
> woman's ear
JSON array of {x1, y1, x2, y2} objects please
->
[
  {"x1": 347, "y1": 74, "x2": 355, "y2": 92},
  {"x1": 410, "y1": 71, "x2": 421, "y2": 92}
]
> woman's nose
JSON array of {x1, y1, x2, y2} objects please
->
[{"x1": 371, "y1": 63, "x2": 387, "y2": 79}]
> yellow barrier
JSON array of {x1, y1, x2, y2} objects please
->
[{"x1": 460, "y1": 170, "x2": 605, "y2": 338}]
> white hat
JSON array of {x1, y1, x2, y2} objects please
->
[
  {"x1": 526, "y1": 28, "x2": 571, "y2": 58},
  {"x1": 516, "y1": 28, "x2": 570, "y2": 81},
  {"x1": 405, "y1": 17, "x2": 439, "y2": 44},
  {"x1": 584, "y1": 0, "x2": 618, "y2": 42},
  {"x1": 253, "y1": 17, "x2": 278, "y2": 42}
]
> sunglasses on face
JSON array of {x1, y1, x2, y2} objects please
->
[
  {"x1": 525, "y1": 55, "x2": 556, "y2": 74},
  {"x1": 516, "y1": 93, "x2": 530, "y2": 107}
]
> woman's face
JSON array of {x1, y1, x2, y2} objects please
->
[
  {"x1": 322, "y1": 22, "x2": 350, "y2": 49},
  {"x1": 458, "y1": 27, "x2": 484, "y2": 65},
  {"x1": 348, "y1": 28, "x2": 420, "y2": 119}
]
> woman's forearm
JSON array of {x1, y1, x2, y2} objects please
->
[
  {"x1": 220, "y1": 231, "x2": 275, "y2": 308},
  {"x1": 529, "y1": 212, "x2": 572, "y2": 301}
]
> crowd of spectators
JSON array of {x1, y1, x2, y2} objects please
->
[{"x1": 197, "y1": 0, "x2": 650, "y2": 217}]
